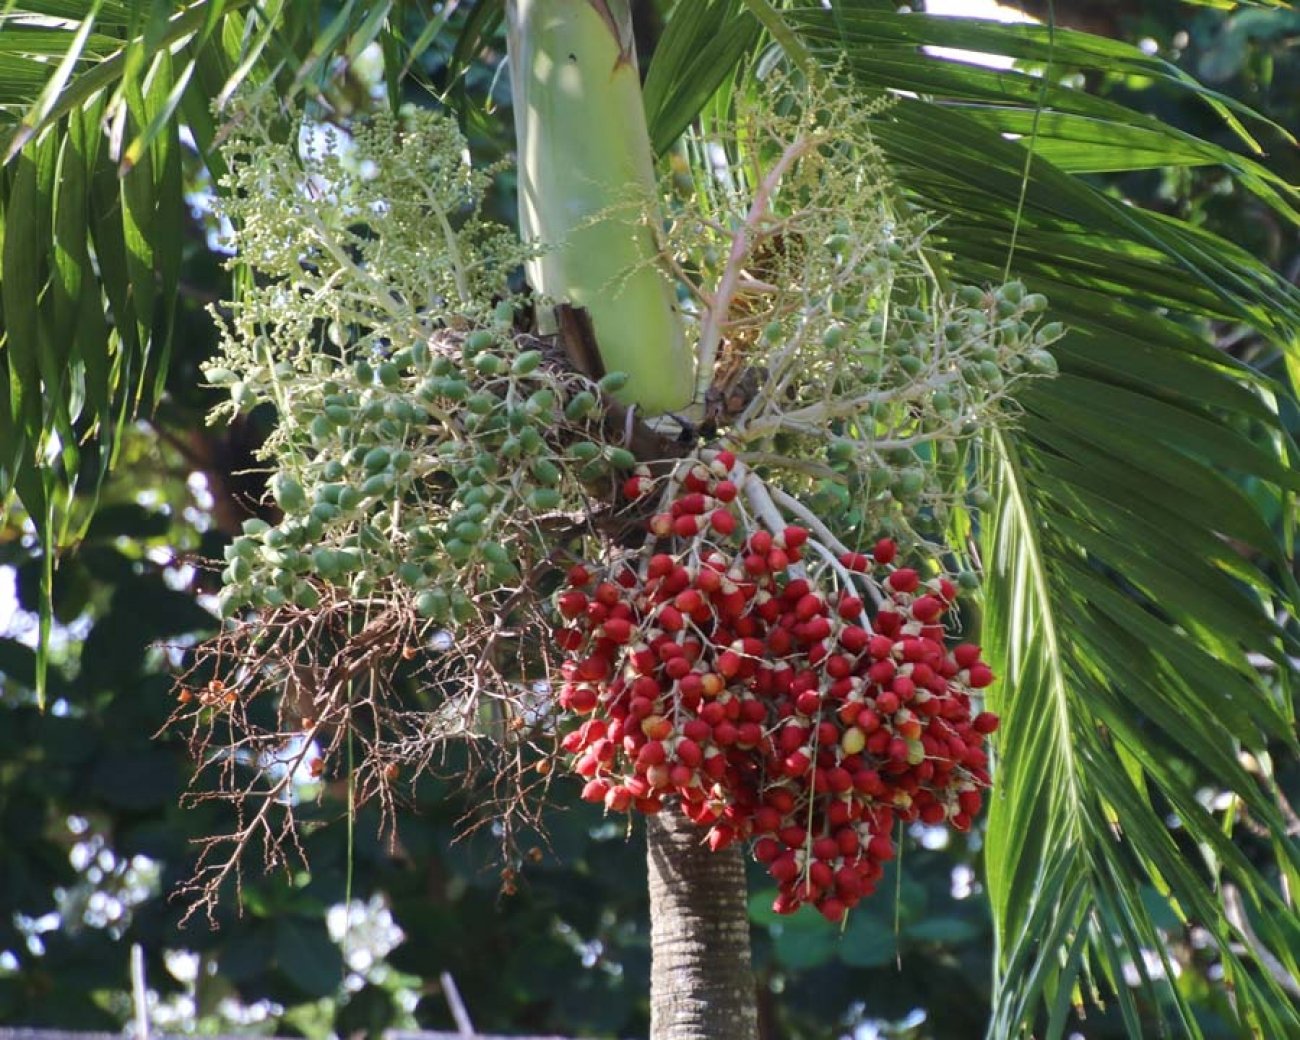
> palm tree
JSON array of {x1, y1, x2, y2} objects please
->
[{"x1": 2, "y1": 2, "x2": 1298, "y2": 1037}]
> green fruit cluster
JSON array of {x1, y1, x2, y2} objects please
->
[{"x1": 215, "y1": 326, "x2": 634, "y2": 622}]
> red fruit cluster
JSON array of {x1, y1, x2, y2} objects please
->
[{"x1": 555, "y1": 452, "x2": 998, "y2": 923}]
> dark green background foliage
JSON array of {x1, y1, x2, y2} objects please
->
[{"x1": 1, "y1": 1, "x2": 1297, "y2": 1036}]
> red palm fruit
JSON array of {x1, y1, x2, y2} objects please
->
[
  {"x1": 713, "y1": 721, "x2": 738, "y2": 746},
  {"x1": 707, "y1": 826, "x2": 735, "y2": 852},
  {"x1": 567, "y1": 687, "x2": 598, "y2": 713},
  {"x1": 920, "y1": 802, "x2": 946, "y2": 824},
  {"x1": 838, "y1": 595, "x2": 864, "y2": 620},
  {"x1": 710, "y1": 509, "x2": 737, "y2": 536},
  {"x1": 838, "y1": 703, "x2": 863, "y2": 727},
  {"x1": 770, "y1": 853, "x2": 799, "y2": 883},
  {"x1": 748, "y1": 529, "x2": 773, "y2": 555},
  {"x1": 647, "y1": 553, "x2": 674, "y2": 579},
  {"x1": 953, "y1": 643, "x2": 982, "y2": 668},
  {"x1": 636, "y1": 797, "x2": 664, "y2": 814},
  {"x1": 700, "y1": 702, "x2": 726, "y2": 726},
  {"x1": 665, "y1": 657, "x2": 692, "y2": 680},
  {"x1": 839, "y1": 551, "x2": 870, "y2": 572},
  {"x1": 557, "y1": 590, "x2": 588, "y2": 618},
  {"x1": 743, "y1": 553, "x2": 768, "y2": 576},
  {"x1": 938, "y1": 577, "x2": 957, "y2": 601},
  {"x1": 673, "y1": 514, "x2": 700, "y2": 539},
  {"x1": 803, "y1": 617, "x2": 832, "y2": 642},
  {"x1": 581, "y1": 779, "x2": 609, "y2": 802},
  {"x1": 959, "y1": 789, "x2": 983, "y2": 816},
  {"x1": 737, "y1": 721, "x2": 764, "y2": 748},
  {"x1": 795, "y1": 690, "x2": 822, "y2": 716},
  {"x1": 678, "y1": 673, "x2": 704, "y2": 701},
  {"x1": 825, "y1": 654, "x2": 852, "y2": 680},
  {"x1": 631, "y1": 675, "x2": 660, "y2": 700},
  {"x1": 795, "y1": 593, "x2": 824, "y2": 621},
  {"x1": 892, "y1": 675, "x2": 916, "y2": 701},
  {"x1": 876, "y1": 690, "x2": 901, "y2": 714},
  {"x1": 698, "y1": 672, "x2": 724, "y2": 697},
  {"x1": 703, "y1": 752, "x2": 728, "y2": 779},
  {"x1": 713, "y1": 449, "x2": 736, "y2": 472},
  {"x1": 674, "y1": 493, "x2": 709, "y2": 516},
  {"x1": 554, "y1": 627, "x2": 584, "y2": 651},
  {"x1": 782, "y1": 526, "x2": 809, "y2": 549},
  {"x1": 669, "y1": 764, "x2": 695, "y2": 788},
  {"x1": 778, "y1": 724, "x2": 808, "y2": 755},
  {"x1": 602, "y1": 618, "x2": 634, "y2": 643},
  {"x1": 779, "y1": 825, "x2": 808, "y2": 849},
  {"x1": 829, "y1": 801, "x2": 854, "y2": 827},
  {"x1": 628, "y1": 697, "x2": 655, "y2": 721},
  {"x1": 754, "y1": 806, "x2": 783, "y2": 833},
  {"x1": 568, "y1": 564, "x2": 592, "y2": 587},
  {"x1": 644, "y1": 763, "x2": 671, "y2": 789},
  {"x1": 854, "y1": 769, "x2": 885, "y2": 796},
  {"x1": 888, "y1": 568, "x2": 920, "y2": 593},
  {"x1": 764, "y1": 627, "x2": 792, "y2": 657},
  {"x1": 911, "y1": 595, "x2": 944, "y2": 622},
  {"x1": 817, "y1": 721, "x2": 839, "y2": 747},
  {"x1": 717, "y1": 650, "x2": 743, "y2": 679},
  {"x1": 662, "y1": 566, "x2": 691, "y2": 595},
  {"x1": 888, "y1": 737, "x2": 910, "y2": 762},
  {"x1": 683, "y1": 464, "x2": 711, "y2": 492},
  {"x1": 952, "y1": 812, "x2": 972, "y2": 832},
  {"x1": 782, "y1": 577, "x2": 811, "y2": 603},
  {"x1": 714, "y1": 479, "x2": 738, "y2": 502},
  {"x1": 837, "y1": 626, "x2": 868, "y2": 655},
  {"x1": 835, "y1": 866, "x2": 865, "y2": 897},
  {"x1": 973, "y1": 712, "x2": 1000, "y2": 734},
  {"x1": 868, "y1": 634, "x2": 894, "y2": 660},
  {"x1": 766, "y1": 547, "x2": 790, "y2": 573},
  {"x1": 641, "y1": 715, "x2": 672, "y2": 740},
  {"x1": 623, "y1": 475, "x2": 649, "y2": 499},
  {"x1": 867, "y1": 660, "x2": 896, "y2": 687},
  {"x1": 605, "y1": 786, "x2": 633, "y2": 812},
  {"x1": 968, "y1": 664, "x2": 995, "y2": 688},
  {"x1": 754, "y1": 837, "x2": 781, "y2": 863},
  {"x1": 896, "y1": 713, "x2": 922, "y2": 741},
  {"x1": 866, "y1": 730, "x2": 891, "y2": 756},
  {"x1": 637, "y1": 739, "x2": 667, "y2": 766},
  {"x1": 680, "y1": 719, "x2": 709, "y2": 743},
  {"x1": 695, "y1": 567, "x2": 723, "y2": 594},
  {"x1": 867, "y1": 833, "x2": 895, "y2": 861},
  {"x1": 817, "y1": 895, "x2": 847, "y2": 924},
  {"x1": 784, "y1": 750, "x2": 811, "y2": 776},
  {"x1": 873, "y1": 538, "x2": 897, "y2": 564},
  {"x1": 674, "y1": 588, "x2": 703, "y2": 614},
  {"x1": 875, "y1": 609, "x2": 902, "y2": 636},
  {"x1": 809, "y1": 861, "x2": 834, "y2": 890},
  {"x1": 827, "y1": 767, "x2": 854, "y2": 794},
  {"x1": 754, "y1": 594, "x2": 781, "y2": 623},
  {"x1": 813, "y1": 836, "x2": 839, "y2": 861},
  {"x1": 657, "y1": 605, "x2": 684, "y2": 632},
  {"x1": 676, "y1": 738, "x2": 703, "y2": 767},
  {"x1": 591, "y1": 582, "x2": 618, "y2": 606}
]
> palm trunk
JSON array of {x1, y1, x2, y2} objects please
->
[{"x1": 646, "y1": 811, "x2": 758, "y2": 1040}]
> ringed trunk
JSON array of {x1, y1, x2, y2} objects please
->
[{"x1": 646, "y1": 811, "x2": 758, "y2": 1040}]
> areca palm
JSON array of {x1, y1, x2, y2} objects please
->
[{"x1": 2, "y1": 2, "x2": 1297, "y2": 1037}]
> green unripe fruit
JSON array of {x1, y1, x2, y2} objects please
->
[
  {"x1": 999, "y1": 281, "x2": 1025, "y2": 305},
  {"x1": 391, "y1": 450, "x2": 412, "y2": 473},
  {"x1": 310, "y1": 415, "x2": 334, "y2": 443},
  {"x1": 361, "y1": 473, "x2": 393, "y2": 497},
  {"x1": 895, "y1": 469, "x2": 926, "y2": 496},
  {"x1": 324, "y1": 404, "x2": 352, "y2": 426},
  {"x1": 467, "y1": 392, "x2": 497, "y2": 415},
  {"x1": 1023, "y1": 293, "x2": 1048, "y2": 313},
  {"x1": 578, "y1": 461, "x2": 608, "y2": 481},
  {"x1": 293, "y1": 583, "x2": 320, "y2": 609},
  {"x1": 411, "y1": 341, "x2": 430, "y2": 369},
  {"x1": 512, "y1": 350, "x2": 543, "y2": 376},
  {"x1": 1038, "y1": 321, "x2": 1065, "y2": 341},
  {"x1": 451, "y1": 592, "x2": 475, "y2": 623},
  {"x1": 311, "y1": 502, "x2": 341, "y2": 524},
  {"x1": 262, "y1": 588, "x2": 286, "y2": 607},
  {"x1": 378, "y1": 362, "x2": 401, "y2": 387},
  {"x1": 337, "y1": 487, "x2": 362, "y2": 512},
  {"x1": 1028, "y1": 350, "x2": 1059, "y2": 375},
  {"x1": 354, "y1": 359, "x2": 374, "y2": 384},
  {"x1": 454, "y1": 521, "x2": 484, "y2": 542},
  {"x1": 398, "y1": 562, "x2": 425, "y2": 588},
  {"x1": 605, "y1": 447, "x2": 636, "y2": 470},
  {"x1": 565, "y1": 391, "x2": 597, "y2": 421},
  {"x1": 335, "y1": 548, "x2": 363, "y2": 573},
  {"x1": 465, "y1": 329, "x2": 496, "y2": 354},
  {"x1": 898, "y1": 355, "x2": 924, "y2": 377},
  {"x1": 762, "y1": 322, "x2": 784, "y2": 344},
  {"x1": 363, "y1": 447, "x2": 391, "y2": 473},
  {"x1": 957, "y1": 285, "x2": 985, "y2": 307},
  {"x1": 527, "y1": 487, "x2": 562, "y2": 511},
  {"x1": 321, "y1": 460, "x2": 345, "y2": 482},
  {"x1": 474, "y1": 353, "x2": 505, "y2": 377},
  {"x1": 969, "y1": 487, "x2": 994, "y2": 509},
  {"x1": 417, "y1": 589, "x2": 449, "y2": 619},
  {"x1": 312, "y1": 548, "x2": 340, "y2": 578},
  {"x1": 204, "y1": 366, "x2": 238, "y2": 386},
  {"x1": 531, "y1": 458, "x2": 562, "y2": 486},
  {"x1": 229, "y1": 556, "x2": 252, "y2": 583},
  {"x1": 500, "y1": 437, "x2": 522, "y2": 460},
  {"x1": 569, "y1": 441, "x2": 602, "y2": 462},
  {"x1": 597, "y1": 371, "x2": 629, "y2": 394},
  {"x1": 958, "y1": 570, "x2": 981, "y2": 591},
  {"x1": 482, "y1": 543, "x2": 511, "y2": 567},
  {"x1": 272, "y1": 475, "x2": 307, "y2": 512},
  {"x1": 439, "y1": 379, "x2": 470, "y2": 401},
  {"x1": 229, "y1": 536, "x2": 257, "y2": 559},
  {"x1": 230, "y1": 382, "x2": 254, "y2": 409},
  {"x1": 822, "y1": 324, "x2": 845, "y2": 349},
  {"x1": 828, "y1": 439, "x2": 855, "y2": 464},
  {"x1": 519, "y1": 426, "x2": 543, "y2": 454},
  {"x1": 431, "y1": 355, "x2": 455, "y2": 377},
  {"x1": 493, "y1": 300, "x2": 516, "y2": 327},
  {"x1": 444, "y1": 539, "x2": 473, "y2": 562},
  {"x1": 526, "y1": 388, "x2": 556, "y2": 416},
  {"x1": 242, "y1": 518, "x2": 271, "y2": 537},
  {"x1": 978, "y1": 360, "x2": 1004, "y2": 387}
]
